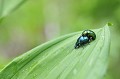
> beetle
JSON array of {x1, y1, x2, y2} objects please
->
[
  {"x1": 74, "y1": 36, "x2": 89, "y2": 49},
  {"x1": 82, "y1": 30, "x2": 96, "y2": 42}
]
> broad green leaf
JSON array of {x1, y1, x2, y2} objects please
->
[
  {"x1": 0, "y1": 0, "x2": 27, "y2": 20},
  {"x1": 0, "y1": 24, "x2": 110, "y2": 79}
]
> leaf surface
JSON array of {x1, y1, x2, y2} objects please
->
[{"x1": 0, "y1": 24, "x2": 110, "y2": 79}]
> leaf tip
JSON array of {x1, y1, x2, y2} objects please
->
[{"x1": 107, "y1": 22, "x2": 113, "y2": 26}]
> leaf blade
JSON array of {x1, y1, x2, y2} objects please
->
[{"x1": 0, "y1": 24, "x2": 110, "y2": 79}]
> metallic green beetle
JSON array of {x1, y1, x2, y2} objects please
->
[{"x1": 82, "y1": 30, "x2": 96, "y2": 42}]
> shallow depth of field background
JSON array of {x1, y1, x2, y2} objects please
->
[{"x1": 0, "y1": 0, "x2": 120, "y2": 79}]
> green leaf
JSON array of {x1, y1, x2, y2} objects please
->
[
  {"x1": 0, "y1": 0, "x2": 27, "y2": 20},
  {"x1": 0, "y1": 24, "x2": 110, "y2": 79}
]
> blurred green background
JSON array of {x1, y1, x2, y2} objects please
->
[{"x1": 0, "y1": 0, "x2": 120, "y2": 79}]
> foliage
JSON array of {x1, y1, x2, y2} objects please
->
[
  {"x1": 0, "y1": 25, "x2": 110, "y2": 79},
  {"x1": 0, "y1": 0, "x2": 27, "y2": 20},
  {"x1": 0, "y1": 0, "x2": 120, "y2": 79}
]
